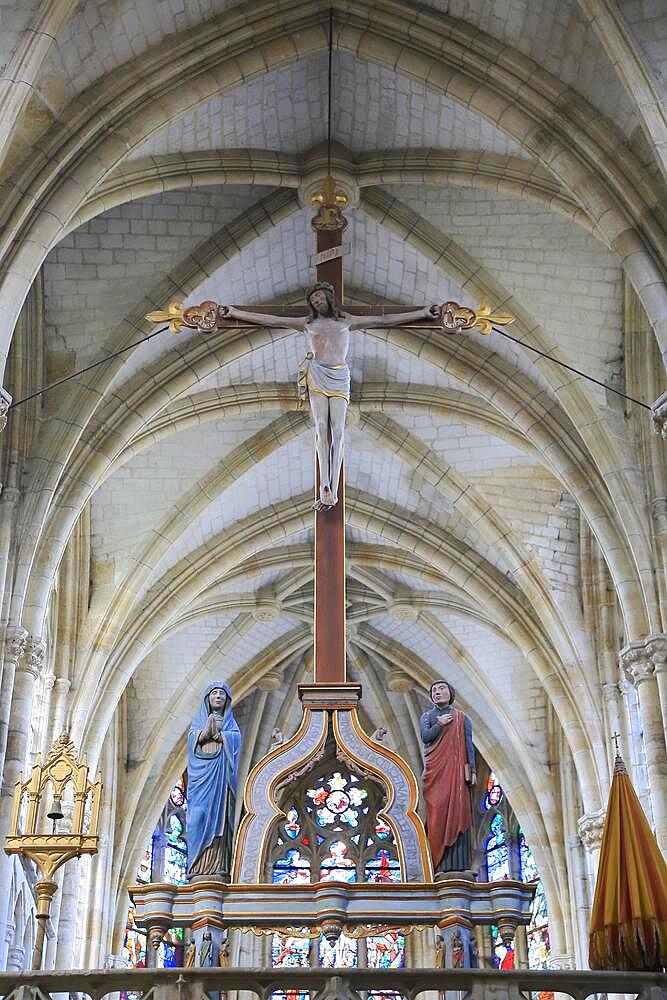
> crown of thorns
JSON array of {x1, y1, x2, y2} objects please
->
[{"x1": 306, "y1": 281, "x2": 336, "y2": 300}]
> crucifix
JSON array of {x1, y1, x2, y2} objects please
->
[
  {"x1": 146, "y1": 14, "x2": 513, "y2": 688},
  {"x1": 146, "y1": 185, "x2": 512, "y2": 686}
]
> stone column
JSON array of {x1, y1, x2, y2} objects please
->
[
  {"x1": 0, "y1": 625, "x2": 28, "y2": 777},
  {"x1": 620, "y1": 637, "x2": 667, "y2": 849},
  {"x1": 577, "y1": 807, "x2": 606, "y2": 942},
  {"x1": 0, "y1": 632, "x2": 43, "y2": 965},
  {"x1": 49, "y1": 677, "x2": 72, "y2": 745},
  {"x1": 3, "y1": 636, "x2": 46, "y2": 787}
]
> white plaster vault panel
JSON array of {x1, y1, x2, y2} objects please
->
[
  {"x1": 387, "y1": 414, "x2": 533, "y2": 474},
  {"x1": 469, "y1": 466, "x2": 580, "y2": 593},
  {"x1": 37, "y1": 0, "x2": 246, "y2": 106},
  {"x1": 620, "y1": 3, "x2": 667, "y2": 96},
  {"x1": 90, "y1": 413, "x2": 279, "y2": 583},
  {"x1": 447, "y1": 0, "x2": 637, "y2": 136},
  {"x1": 190, "y1": 210, "x2": 312, "y2": 313},
  {"x1": 383, "y1": 183, "x2": 624, "y2": 393},
  {"x1": 43, "y1": 186, "x2": 274, "y2": 371},
  {"x1": 30, "y1": 0, "x2": 636, "y2": 144},
  {"x1": 368, "y1": 609, "x2": 546, "y2": 761},
  {"x1": 127, "y1": 615, "x2": 294, "y2": 762},
  {"x1": 130, "y1": 52, "x2": 528, "y2": 160},
  {"x1": 141, "y1": 431, "x2": 315, "y2": 592}
]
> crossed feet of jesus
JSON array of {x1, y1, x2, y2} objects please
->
[{"x1": 312, "y1": 484, "x2": 337, "y2": 511}]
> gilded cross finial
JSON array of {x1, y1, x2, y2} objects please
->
[
  {"x1": 438, "y1": 301, "x2": 515, "y2": 335},
  {"x1": 145, "y1": 302, "x2": 186, "y2": 332}
]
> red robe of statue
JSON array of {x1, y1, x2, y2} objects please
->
[{"x1": 422, "y1": 708, "x2": 473, "y2": 871}]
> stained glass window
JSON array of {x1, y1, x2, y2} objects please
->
[
  {"x1": 483, "y1": 772, "x2": 504, "y2": 811},
  {"x1": 519, "y1": 829, "x2": 539, "y2": 882},
  {"x1": 271, "y1": 933, "x2": 311, "y2": 1000},
  {"x1": 156, "y1": 927, "x2": 184, "y2": 968},
  {"x1": 490, "y1": 925, "x2": 514, "y2": 969},
  {"x1": 307, "y1": 772, "x2": 368, "y2": 828},
  {"x1": 367, "y1": 930, "x2": 405, "y2": 968},
  {"x1": 170, "y1": 779, "x2": 186, "y2": 809},
  {"x1": 164, "y1": 813, "x2": 188, "y2": 885},
  {"x1": 320, "y1": 841, "x2": 357, "y2": 882},
  {"x1": 485, "y1": 813, "x2": 509, "y2": 880},
  {"x1": 268, "y1": 757, "x2": 406, "y2": 985},
  {"x1": 121, "y1": 904, "x2": 147, "y2": 1000},
  {"x1": 367, "y1": 929, "x2": 406, "y2": 1000},
  {"x1": 136, "y1": 840, "x2": 153, "y2": 883},
  {"x1": 273, "y1": 848, "x2": 311, "y2": 884},
  {"x1": 268, "y1": 766, "x2": 401, "y2": 886},
  {"x1": 318, "y1": 933, "x2": 357, "y2": 968},
  {"x1": 364, "y1": 848, "x2": 401, "y2": 883},
  {"x1": 519, "y1": 831, "x2": 551, "y2": 969}
]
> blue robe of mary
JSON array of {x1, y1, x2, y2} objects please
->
[{"x1": 187, "y1": 682, "x2": 241, "y2": 877}]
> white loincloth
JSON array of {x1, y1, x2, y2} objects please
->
[{"x1": 297, "y1": 353, "x2": 350, "y2": 409}]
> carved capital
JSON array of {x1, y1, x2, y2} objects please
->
[
  {"x1": 4, "y1": 626, "x2": 28, "y2": 667},
  {"x1": 601, "y1": 681, "x2": 620, "y2": 703},
  {"x1": 41, "y1": 672, "x2": 57, "y2": 692},
  {"x1": 0, "y1": 387, "x2": 12, "y2": 434},
  {"x1": 651, "y1": 389, "x2": 667, "y2": 438},
  {"x1": 577, "y1": 808, "x2": 606, "y2": 852},
  {"x1": 620, "y1": 635, "x2": 667, "y2": 685},
  {"x1": 22, "y1": 636, "x2": 47, "y2": 677}
]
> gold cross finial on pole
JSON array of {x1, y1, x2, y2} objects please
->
[{"x1": 611, "y1": 731, "x2": 621, "y2": 754}]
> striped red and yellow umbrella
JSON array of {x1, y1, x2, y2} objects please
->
[{"x1": 589, "y1": 754, "x2": 667, "y2": 971}]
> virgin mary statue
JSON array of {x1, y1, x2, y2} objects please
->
[{"x1": 187, "y1": 682, "x2": 241, "y2": 877}]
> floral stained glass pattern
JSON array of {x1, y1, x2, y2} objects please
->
[
  {"x1": 485, "y1": 813, "x2": 509, "y2": 881},
  {"x1": 307, "y1": 772, "x2": 368, "y2": 828}
]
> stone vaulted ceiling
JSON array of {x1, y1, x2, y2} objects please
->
[{"x1": 1, "y1": 0, "x2": 667, "y2": 955}]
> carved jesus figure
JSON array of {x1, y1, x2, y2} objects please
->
[{"x1": 221, "y1": 283, "x2": 438, "y2": 509}]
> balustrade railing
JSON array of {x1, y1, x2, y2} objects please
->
[{"x1": 0, "y1": 966, "x2": 665, "y2": 1000}]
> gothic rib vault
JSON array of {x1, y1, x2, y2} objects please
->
[{"x1": 0, "y1": 0, "x2": 665, "y2": 976}]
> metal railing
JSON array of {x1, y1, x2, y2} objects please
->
[{"x1": 0, "y1": 966, "x2": 666, "y2": 999}]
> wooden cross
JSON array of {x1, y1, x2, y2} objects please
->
[{"x1": 147, "y1": 188, "x2": 513, "y2": 687}]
